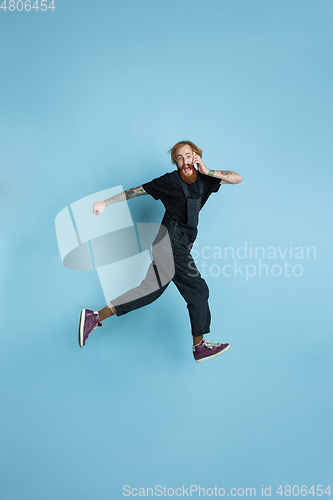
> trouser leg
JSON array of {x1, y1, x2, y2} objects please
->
[
  {"x1": 112, "y1": 260, "x2": 169, "y2": 316},
  {"x1": 111, "y1": 222, "x2": 174, "y2": 316},
  {"x1": 171, "y1": 244, "x2": 211, "y2": 336}
]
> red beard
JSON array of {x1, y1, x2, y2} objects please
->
[{"x1": 178, "y1": 165, "x2": 197, "y2": 184}]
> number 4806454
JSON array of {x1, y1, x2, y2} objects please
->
[{"x1": 1, "y1": 0, "x2": 55, "y2": 11}]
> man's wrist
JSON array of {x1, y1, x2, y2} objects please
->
[{"x1": 207, "y1": 169, "x2": 215, "y2": 177}]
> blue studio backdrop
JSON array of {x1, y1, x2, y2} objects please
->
[{"x1": 1, "y1": 1, "x2": 332, "y2": 499}]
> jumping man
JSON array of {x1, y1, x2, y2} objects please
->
[{"x1": 78, "y1": 140, "x2": 242, "y2": 362}]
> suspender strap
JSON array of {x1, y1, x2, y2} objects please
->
[{"x1": 179, "y1": 175, "x2": 204, "y2": 198}]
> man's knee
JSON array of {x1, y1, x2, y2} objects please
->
[{"x1": 199, "y1": 278, "x2": 209, "y2": 299}]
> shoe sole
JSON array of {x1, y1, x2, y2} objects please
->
[
  {"x1": 78, "y1": 309, "x2": 86, "y2": 348},
  {"x1": 195, "y1": 344, "x2": 231, "y2": 363}
]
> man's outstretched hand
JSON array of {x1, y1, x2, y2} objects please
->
[{"x1": 93, "y1": 201, "x2": 106, "y2": 216}]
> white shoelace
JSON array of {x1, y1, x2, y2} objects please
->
[
  {"x1": 88, "y1": 320, "x2": 101, "y2": 336},
  {"x1": 203, "y1": 340, "x2": 222, "y2": 349}
]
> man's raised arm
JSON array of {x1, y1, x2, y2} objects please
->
[
  {"x1": 207, "y1": 170, "x2": 242, "y2": 184},
  {"x1": 93, "y1": 185, "x2": 148, "y2": 215},
  {"x1": 193, "y1": 153, "x2": 242, "y2": 184}
]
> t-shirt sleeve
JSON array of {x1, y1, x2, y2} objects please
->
[
  {"x1": 200, "y1": 172, "x2": 221, "y2": 195},
  {"x1": 210, "y1": 177, "x2": 222, "y2": 193},
  {"x1": 142, "y1": 172, "x2": 174, "y2": 200}
]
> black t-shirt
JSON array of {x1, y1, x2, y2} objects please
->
[{"x1": 142, "y1": 170, "x2": 221, "y2": 224}]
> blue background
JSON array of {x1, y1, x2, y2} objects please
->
[{"x1": 1, "y1": 0, "x2": 332, "y2": 498}]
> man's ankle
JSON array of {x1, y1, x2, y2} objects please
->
[
  {"x1": 98, "y1": 303, "x2": 117, "y2": 323},
  {"x1": 193, "y1": 335, "x2": 204, "y2": 346}
]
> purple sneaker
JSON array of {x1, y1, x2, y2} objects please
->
[
  {"x1": 192, "y1": 339, "x2": 230, "y2": 363},
  {"x1": 78, "y1": 309, "x2": 102, "y2": 348}
]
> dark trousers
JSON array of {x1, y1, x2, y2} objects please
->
[{"x1": 112, "y1": 220, "x2": 211, "y2": 336}]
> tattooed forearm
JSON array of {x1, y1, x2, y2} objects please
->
[
  {"x1": 207, "y1": 170, "x2": 233, "y2": 178},
  {"x1": 104, "y1": 192, "x2": 126, "y2": 206},
  {"x1": 125, "y1": 185, "x2": 148, "y2": 200},
  {"x1": 104, "y1": 185, "x2": 147, "y2": 207},
  {"x1": 206, "y1": 169, "x2": 242, "y2": 184}
]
